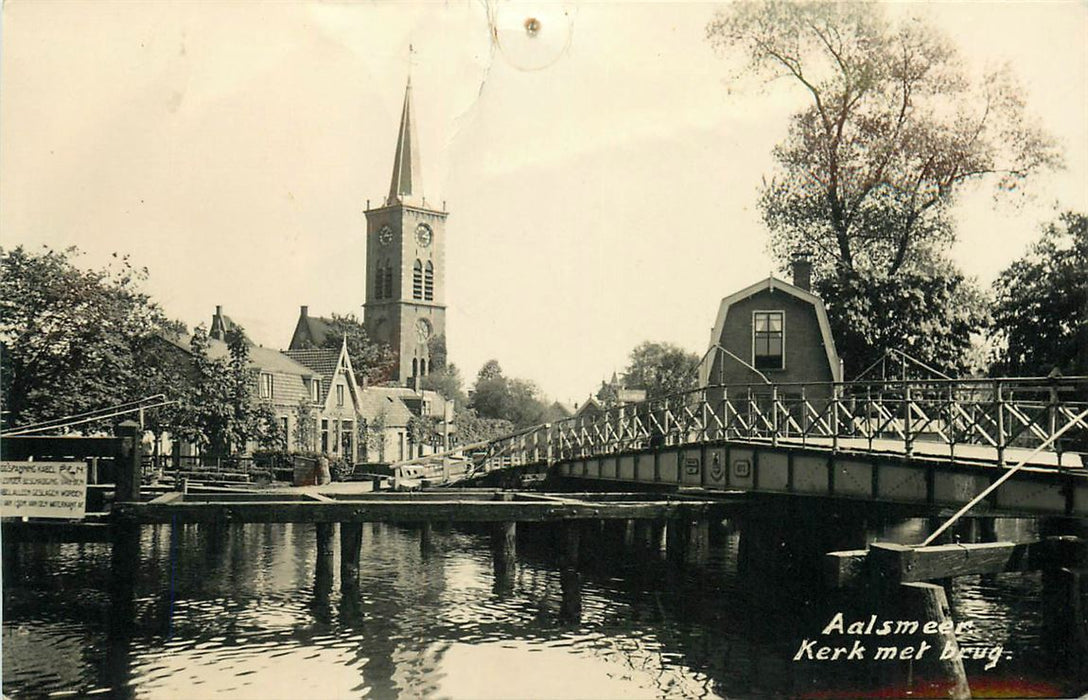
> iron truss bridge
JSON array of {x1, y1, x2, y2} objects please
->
[{"x1": 474, "y1": 376, "x2": 1088, "y2": 517}]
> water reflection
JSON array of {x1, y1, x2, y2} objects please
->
[{"x1": 1, "y1": 516, "x2": 1083, "y2": 698}]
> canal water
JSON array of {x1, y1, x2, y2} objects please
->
[{"x1": 2, "y1": 518, "x2": 1083, "y2": 698}]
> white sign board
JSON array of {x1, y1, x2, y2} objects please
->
[{"x1": 0, "y1": 461, "x2": 87, "y2": 519}]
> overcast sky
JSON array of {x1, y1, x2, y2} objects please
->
[{"x1": 2, "y1": 1, "x2": 1086, "y2": 404}]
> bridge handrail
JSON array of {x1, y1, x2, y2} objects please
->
[{"x1": 478, "y1": 376, "x2": 1088, "y2": 471}]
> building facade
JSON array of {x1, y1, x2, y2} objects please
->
[
  {"x1": 698, "y1": 259, "x2": 843, "y2": 400},
  {"x1": 362, "y1": 79, "x2": 447, "y2": 386}
]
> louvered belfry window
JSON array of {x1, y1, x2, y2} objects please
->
[
  {"x1": 412, "y1": 260, "x2": 423, "y2": 300},
  {"x1": 383, "y1": 262, "x2": 394, "y2": 299},
  {"x1": 424, "y1": 261, "x2": 434, "y2": 301}
]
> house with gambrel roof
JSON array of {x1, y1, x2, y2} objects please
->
[{"x1": 698, "y1": 257, "x2": 843, "y2": 401}]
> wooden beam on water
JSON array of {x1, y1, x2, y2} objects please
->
[
  {"x1": 113, "y1": 498, "x2": 721, "y2": 524},
  {"x1": 825, "y1": 540, "x2": 1041, "y2": 588}
]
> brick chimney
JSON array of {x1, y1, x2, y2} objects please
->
[
  {"x1": 790, "y1": 252, "x2": 813, "y2": 292},
  {"x1": 300, "y1": 305, "x2": 308, "y2": 318},
  {"x1": 210, "y1": 305, "x2": 226, "y2": 340}
]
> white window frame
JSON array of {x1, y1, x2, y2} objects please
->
[
  {"x1": 336, "y1": 384, "x2": 345, "y2": 407},
  {"x1": 260, "y1": 372, "x2": 274, "y2": 399},
  {"x1": 751, "y1": 310, "x2": 785, "y2": 371},
  {"x1": 310, "y1": 379, "x2": 320, "y2": 402}
]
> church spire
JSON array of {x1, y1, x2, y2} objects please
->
[{"x1": 387, "y1": 76, "x2": 422, "y2": 206}]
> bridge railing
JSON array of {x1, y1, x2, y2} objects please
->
[{"x1": 479, "y1": 376, "x2": 1088, "y2": 470}]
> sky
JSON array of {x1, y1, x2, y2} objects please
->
[{"x1": 2, "y1": 1, "x2": 1086, "y2": 405}]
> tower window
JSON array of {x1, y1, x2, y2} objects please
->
[
  {"x1": 383, "y1": 262, "x2": 394, "y2": 299},
  {"x1": 412, "y1": 260, "x2": 423, "y2": 300},
  {"x1": 420, "y1": 359, "x2": 427, "y2": 376},
  {"x1": 753, "y1": 311, "x2": 785, "y2": 370},
  {"x1": 424, "y1": 261, "x2": 434, "y2": 301},
  {"x1": 412, "y1": 357, "x2": 419, "y2": 377}
]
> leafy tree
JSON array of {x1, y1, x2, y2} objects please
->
[
  {"x1": 453, "y1": 409, "x2": 515, "y2": 446},
  {"x1": 171, "y1": 326, "x2": 281, "y2": 457},
  {"x1": 292, "y1": 397, "x2": 317, "y2": 452},
  {"x1": 427, "y1": 334, "x2": 448, "y2": 371},
  {"x1": 476, "y1": 359, "x2": 503, "y2": 382},
  {"x1": 708, "y1": 0, "x2": 1060, "y2": 277},
  {"x1": 358, "y1": 408, "x2": 388, "y2": 462},
  {"x1": 468, "y1": 360, "x2": 549, "y2": 428},
  {"x1": 990, "y1": 212, "x2": 1088, "y2": 376},
  {"x1": 421, "y1": 362, "x2": 467, "y2": 406},
  {"x1": 300, "y1": 313, "x2": 395, "y2": 386},
  {"x1": 0, "y1": 245, "x2": 183, "y2": 431},
  {"x1": 818, "y1": 266, "x2": 989, "y2": 379},
  {"x1": 622, "y1": 341, "x2": 700, "y2": 399}
]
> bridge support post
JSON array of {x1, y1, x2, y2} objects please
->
[
  {"x1": 1039, "y1": 532, "x2": 1088, "y2": 677},
  {"x1": 313, "y1": 523, "x2": 335, "y2": 617},
  {"x1": 559, "y1": 522, "x2": 582, "y2": 622},
  {"x1": 339, "y1": 521, "x2": 364, "y2": 620},
  {"x1": 114, "y1": 420, "x2": 142, "y2": 503},
  {"x1": 420, "y1": 521, "x2": 435, "y2": 557},
  {"x1": 491, "y1": 521, "x2": 516, "y2": 595},
  {"x1": 897, "y1": 582, "x2": 971, "y2": 699},
  {"x1": 666, "y1": 518, "x2": 688, "y2": 564},
  {"x1": 107, "y1": 521, "x2": 140, "y2": 697}
]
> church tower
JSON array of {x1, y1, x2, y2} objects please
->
[{"x1": 363, "y1": 78, "x2": 448, "y2": 386}]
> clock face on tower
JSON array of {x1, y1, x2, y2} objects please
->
[
  {"x1": 415, "y1": 223, "x2": 433, "y2": 248},
  {"x1": 378, "y1": 225, "x2": 394, "y2": 245},
  {"x1": 416, "y1": 318, "x2": 432, "y2": 343}
]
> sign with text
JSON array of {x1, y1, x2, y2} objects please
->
[{"x1": 0, "y1": 461, "x2": 87, "y2": 519}]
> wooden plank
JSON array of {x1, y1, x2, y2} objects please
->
[
  {"x1": 147, "y1": 492, "x2": 184, "y2": 505},
  {"x1": 825, "y1": 540, "x2": 1040, "y2": 587},
  {"x1": 823, "y1": 548, "x2": 868, "y2": 588},
  {"x1": 113, "y1": 499, "x2": 721, "y2": 524}
]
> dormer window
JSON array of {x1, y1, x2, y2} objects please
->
[
  {"x1": 753, "y1": 311, "x2": 784, "y2": 370},
  {"x1": 310, "y1": 379, "x2": 320, "y2": 402}
]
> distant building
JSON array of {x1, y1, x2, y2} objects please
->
[
  {"x1": 698, "y1": 257, "x2": 843, "y2": 398},
  {"x1": 288, "y1": 306, "x2": 335, "y2": 350},
  {"x1": 572, "y1": 374, "x2": 647, "y2": 422},
  {"x1": 354, "y1": 386, "x2": 454, "y2": 464}
]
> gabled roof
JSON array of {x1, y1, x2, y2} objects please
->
[
  {"x1": 283, "y1": 348, "x2": 340, "y2": 381},
  {"x1": 204, "y1": 338, "x2": 316, "y2": 377},
  {"x1": 357, "y1": 387, "x2": 415, "y2": 427},
  {"x1": 289, "y1": 313, "x2": 334, "y2": 350},
  {"x1": 572, "y1": 395, "x2": 603, "y2": 419},
  {"x1": 700, "y1": 275, "x2": 843, "y2": 384}
]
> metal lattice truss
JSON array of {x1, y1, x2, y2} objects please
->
[{"x1": 479, "y1": 377, "x2": 1088, "y2": 470}]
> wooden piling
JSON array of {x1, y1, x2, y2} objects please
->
[
  {"x1": 491, "y1": 521, "x2": 516, "y2": 595},
  {"x1": 1040, "y1": 535, "x2": 1088, "y2": 676},
  {"x1": 313, "y1": 523, "x2": 335, "y2": 615},
  {"x1": 339, "y1": 521, "x2": 364, "y2": 621},
  {"x1": 339, "y1": 522, "x2": 363, "y2": 591},
  {"x1": 559, "y1": 522, "x2": 581, "y2": 623},
  {"x1": 666, "y1": 518, "x2": 691, "y2": 564},
  {"x1": 113, "y1": 421, "x2": 142, "y2": 503},
  {"x1": 898, "y1": 582, "x2": 971, "y2": 700},
  {"x1": 107, "y1": 522, "x2": 140, "y2": 698},
  {"x1": 420, "y1": 521, "x2": 435, "y2": 557}
]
